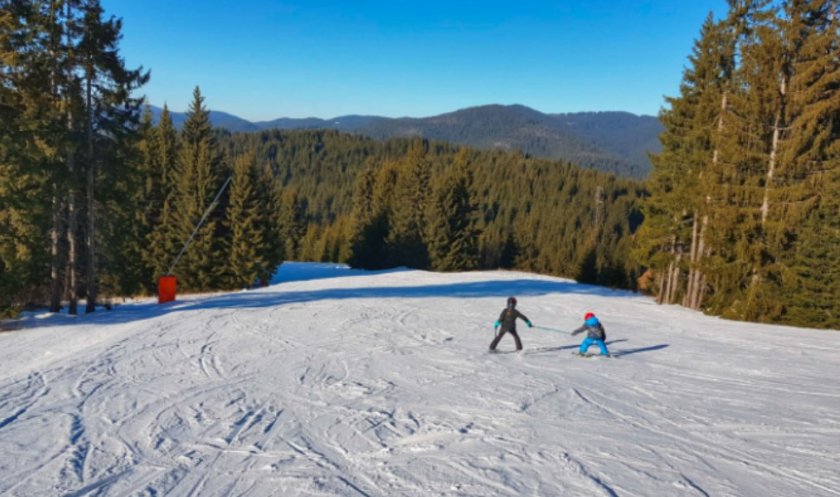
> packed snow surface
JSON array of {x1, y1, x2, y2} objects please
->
[{"x1": 1, "y1": 263, "x2": 839, "y2": 496}]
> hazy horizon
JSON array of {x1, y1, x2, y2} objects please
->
[{"x1": 148, "y1": 102, "x2": 661, "y2": 121}]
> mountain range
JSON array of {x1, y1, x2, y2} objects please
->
[{"x1": 150, "y1": 104, "x2": 662, "y2": 178}]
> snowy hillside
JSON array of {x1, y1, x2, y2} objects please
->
[{"x1": 1, "y1": 263, "x2": 839, "y2": 496}]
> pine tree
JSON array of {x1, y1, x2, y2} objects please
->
[
  {"x1": 256, "y1": 157, "x2": 283, "y2": 278},
  {"x1": 1, "y1": 0, "x2": 145, "y2": 313},
  {"x1": 145, "y1": 104, "x2": 179, "y2": 283},
  {"x1": 387, "y1": 140, "x2": 431, "y2": 268},
  {"x1": 171, "y1": 87, "x2": 225, "y2": 291},
  {"x1": 0, "y1": 2, "x2": 52, "y2": 315},
  {"x1": 77, "y1": 0, "x2": 148, "y2": 312},
  {"x1": 347, "y1": 159, "x2": 392, "y2": 269},
  {"x1": 276, "y1": 187, "x2": 307, "y2": 261},
  {"x1": 427, "y1": 149, "x2": 479, "y2": 271},
  {"x1": 769, "y1": 0, "x2": 840, "y2": 326},
  {"x1": 634, "y1": 13, "x2": 737, "y2": 306},
  {"x1": 225, "y1": 151, "x2": 269, "y2": 287},
  {"x1": 636, "y1": 0, "x2": 838, "y2": 327},
  {"x1": 112, "y1": 106, "x2": 155, "y2": 294}
]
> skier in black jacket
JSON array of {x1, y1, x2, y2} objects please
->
[{"x1": 489, "y1": 297, "x2": 532, "y2": 351}]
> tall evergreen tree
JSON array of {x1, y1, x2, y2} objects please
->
[
  {"x1": 276, "y1": 187, "x2": 307, "y2": 262},
  {"x1": 635, "y1": 13, "x2": 737, "y2": 306},
  {"x1": 427, "y1": 149, "x2": 479, "y2": 271},
  {"x1": 0, "y1": 0, "x2": 145, "y2": 314},
  {"x1": 256, "y1": 157, "x2": 284, "y2": 276},
  {"x1": 637, "y1": 0, "x2": 838, "y2": 327},
  {"x1": 768, "y1": 0, "x2": 840, "y2": 326},
  {"x1": 76, "y1": 0, "x2": 148, "y2": 312},
  {"x1": 145, "y1": 104, "x2": 179, "y2": 284},
  {"x1": 0, "y1": 2, "x2": 52, "y2": 315},
  {"x1": 387, "y1": 140, "x2": 431, "y2": 268},
  {"x1": 225, "y1": 151, "x2": 269, "y2": 287},
  {"x1": 171, "y1": 87, "x2": 225, "y2": 291},
  {"x1": 348, "y1": 159, "x2": 395, "y2": 269}
]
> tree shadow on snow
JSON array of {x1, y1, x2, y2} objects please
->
[
  {"x1": 527, "y1": 339, "x2": 630, "y2": 355},
  {"x1": 14, "y1": 274, "x2": 641, "y2": 330},
  {"x1": 611, "y1": 344, "x2": 669, "y2": 357},
  {"x1": 268, "y1": 262, "x2": 408, "y2": 285}
]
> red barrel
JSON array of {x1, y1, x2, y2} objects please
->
[{"x1": 158, "y1": 275, "x2": 177, "y2": 304}]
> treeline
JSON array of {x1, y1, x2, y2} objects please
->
[
  {"x1": 357, "y1": 105, "x2": 654, "y2": 179},
  {"x1": 1, "y1": 78, "x2": 645, "y2": 316},
  {"x1": 0, "y1": 0, "x2": 648, "y2": 315},
  {"x1": 135, "y1": 91, "x2": 645, "y2": 295},
  {"x1": 8, "y1": 0, "x2": 834, "y2": 330},
  {"x1": 1, "y1": 0, "x2": 148, "y2": 316},
  {"x1": 634, "y1": 0, "x2": 839, "y2": 329}
]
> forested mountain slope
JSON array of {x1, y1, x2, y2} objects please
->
[{"x1": 151, "y1": 104, "x2": 662, "y2": 178}]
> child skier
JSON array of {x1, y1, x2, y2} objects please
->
[
  {"x1": 571, "y1": 312, "x2": 609, "y2": 356},
  {"x1": 489, "y1": 297, "x2": 532, "y2": 352}
]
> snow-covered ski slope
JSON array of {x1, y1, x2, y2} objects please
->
[{"x1": 1, "y1": 262, "x2": 839, "y2": 497}]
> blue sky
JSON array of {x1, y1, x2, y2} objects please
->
[{"x1": 103, "y1": 0, "x2": 729, "y2": 121}]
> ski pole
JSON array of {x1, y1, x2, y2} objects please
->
[{"x1": 534, "y1": 325, "x2": 568, "y2": 333}]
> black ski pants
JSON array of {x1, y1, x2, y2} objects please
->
[{"x1": 490, "y1": 329, "x2": 522, "y2": 351}]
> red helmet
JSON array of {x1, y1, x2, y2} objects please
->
[{"x1": 584, "y1": 312, "x2": 595, "y2": 320}]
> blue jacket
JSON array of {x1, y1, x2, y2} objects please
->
[{"x1": 571, "y1": 316, "x2": 606, "y2": 341}]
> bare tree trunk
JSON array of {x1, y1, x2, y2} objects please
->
[
  {"x1": 66, "y1": 153, "x2": 78, "y2": 316},
  {"x1": 63, "y1": 0, "x2": 78, "y2": 316},
  {"x1": 49, "y1": 192, "x2": 65, "y2": 312},
  {"x1": 690, "y1": 216, "x2": 708, "y2": 309},
  {"x1": 48, "y1": 0, "x2": 63, "y2": 313},
  {"x1": 85, "y1": 74, "x2": 96, "y2": 313},
  {"x1": 683, "y1": 213, "x2": 699, "y2": 307},
  {"x1": 749, "y1": 70, "x2": 787, "y2": 317},
  {"x1": 712, "y1": 93, "x2": 727, "y2": 166},
  {"x1": 694, "y1": 90, "x2": 728, "y2": 312},
  {"x1": 668, "y1": 248, "x2": 683, "y2": 305},
  {"x1": 658, "y1": 234, "x2": 677, "y2": 304},
  {"x1": 761, "y1": 77, "x2": 785, "y2": 226},
  {"x1": 661, "y1": 262, "x2": 674, "y2": 305},
  {"x1": 697, "y1": 273, "x2": 708, "y2": 309},
  {"x1": 655, "y1": 269, "x2": 667, "y2": 304}
]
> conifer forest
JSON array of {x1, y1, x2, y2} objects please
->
[{"x1": 1, "y1": 0, "x2": 837, "y2": 329}]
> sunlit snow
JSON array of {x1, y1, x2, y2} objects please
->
[{"x1": 1, "y1": 262, "x2": 838, "y2": 496}]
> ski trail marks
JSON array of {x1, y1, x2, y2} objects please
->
[
  {"x1": 0, "y1": 371, "x2": 48, "y2": 430},
  {"x1": 561, "y1": 451, "x2": 619, "y2": 497}
]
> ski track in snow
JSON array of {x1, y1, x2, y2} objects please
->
[{"x1": 1, "y1": 262, "x2": 839, "y2": 496}]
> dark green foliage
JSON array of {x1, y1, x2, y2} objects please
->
[
  {"x1": 225, "y1": 151, "x2": 270, "y2": 287},
  {"x1": 347, "y1": 160, "x2": 387, "y2": 269},
  {"x1": 387, "y1": 140, "x2": 431, "y2": 269},
  {"x1": 276, "y1": 187, "x2": 307, "y2": 262},
  {"x1": 144, "y1": 105, "x2": 180, "y2": 284},
  {"x1": 4, "y1": 64, "x2": 645, "y2": 314},
  {"x1": 426, "y1": 149, "x2": 479, "y2": 271},
  {"x1": 170, "y1": 87, "x2": 226, "y2": 291},
  {"x1": 1, "y1": 0, "x2": 147, "y2": 315},
  {"x1": 152, "y1": 105, "x2": 661, "y2": 179},
  {"x1": 639, "y1": 1, "x2": 840, "y2": 329}
]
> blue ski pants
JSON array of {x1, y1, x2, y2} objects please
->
[{"x1": 579, "y1": 337, "x2": 609, "y2": 355}]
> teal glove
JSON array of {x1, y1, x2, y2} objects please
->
[
  {"x1": 493, "y1": 320, "x2": 500, "y2": 328},
  {"x1": 526, "y1": 320, "x2": 533, "y2": 328}
]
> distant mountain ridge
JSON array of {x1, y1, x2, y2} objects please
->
[{"x1": 149, "y1": 104, "x2": 662, "y2": 178}]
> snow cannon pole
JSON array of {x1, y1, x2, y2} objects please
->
[
  {"x1": 534, "y1": 325, "x2": 567, "y2": 333},
  {"x1": 159, "y1": 175, "x2": 232, "y2": 303}
]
